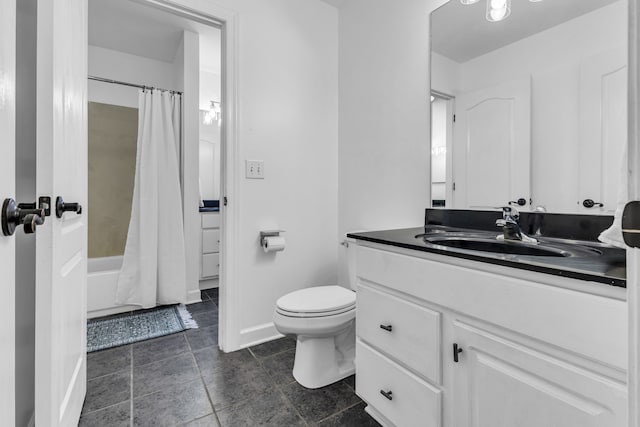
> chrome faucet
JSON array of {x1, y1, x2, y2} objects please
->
[{"x1": 496, "y1": 206, "x2": 537, "y2": 243}]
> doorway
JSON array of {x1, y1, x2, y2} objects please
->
[{"x1": 430, "y1": 91, "x2": 454, "y2": 208}]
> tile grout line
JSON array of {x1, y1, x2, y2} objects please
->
[
  {"x1": 131, "y1": 336, "x2": 192, "y2": 369},
  {"x1": 277, "y1": 386, "x2": 311, "y2": 427},
  {"x1": 313, "y1": 399, "x2": 364, "y2": 425},
  {"x1": 130, "y1": 346, "x2": 134, "y2": 427},
  {"x1": 187, "y1": 336, "x2": 224, "y2": 427},
  {"x1": 86, "y1": 365, "x2": 132, "y2": 382},
  {"x1": 79, "y1": 399, "x2": 132, "y2": 418}
]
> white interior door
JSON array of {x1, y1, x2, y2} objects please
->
[
  {"x1": 34, "y1": 0, "x2": 88, "y2": 425},
  {"x1": 578, "y1": 47, "x2": 627, "y2": 214},
  {"x1": 453, "y1": 78, "x2": 531, "y2": 209},
  {"x1": 0, "y1": 0, "x2": 17, "y2": 425}
]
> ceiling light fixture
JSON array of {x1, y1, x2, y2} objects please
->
[
  {"x1": 202, "y1": 100, "x2": 221, "y2": 127},
  {"x1": 461, "y1": 0, "x2": 542, "y2": 23},
  {"x1": 486, "y1": 0, "x2": 511, "y2": 22}
]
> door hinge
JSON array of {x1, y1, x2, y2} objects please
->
[
  {"x1": 223, "y1": 196, "x2": 228, "y2": 206},
  {"x1": 453, "y1": 182, "x2": 456, "y2": 191},
  {"x1": 453, "y1": 114, "x2": 456, "y2": 123}
]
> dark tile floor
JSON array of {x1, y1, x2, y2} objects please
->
[{"x1": 80, "y1": 289, "x2": 379, "y2": 427}]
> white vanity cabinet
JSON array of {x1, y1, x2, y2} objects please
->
[
  {"x1": 452, "y1": 321, "x2": 626, "y2": 427},
  {"x1": 200, "y1": 212, "x2": 220, "y2": 281},
  {"x1": 353, "y1": 242, "x2": 627, "y2": 427}
]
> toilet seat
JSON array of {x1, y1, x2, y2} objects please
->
[{"x1": 276, "y1": 286, "x2": 355, "y2": 318}]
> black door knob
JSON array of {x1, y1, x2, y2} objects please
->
[
  {"x1": 56, "y1": 196, "x2": 82, "y2": 218},
  {"x1": 509, "y1": 198, "x2": 527, "y2": 207},
  {"x1": 23, "y1": 213, "x2": 44, "y2": 234},
  {"x1": 583, "y1": 199, "x2": 604, "y2": 208},
  {"x1": 2, "y1": 198, "x2": 46, "y2": 236}
]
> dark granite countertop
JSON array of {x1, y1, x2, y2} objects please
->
[
  {"x1": 200, "y1": 200, "x2": 220, "y2": 213},
  {"x1": 348, "y1": 218, "x2": 627, "y2": 288}
]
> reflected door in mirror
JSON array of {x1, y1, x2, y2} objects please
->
[{"x1": 453, "y1": 78, "x2": 531, "y2": 209}]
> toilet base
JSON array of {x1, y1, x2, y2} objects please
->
[{"x1": 292, "y1": 323, "x2": 355, "y2": 389}]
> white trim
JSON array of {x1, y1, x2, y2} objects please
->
[
  {"x1": 629, "y1": 1, "x2": 639, "y2": 426},
  {"x1": 135, "y1": 0, "x2": 241, "y2": 352},
  {"x1": 87, "y1": 305, "x2": 133, "y2": 320},
  {"x1": 239, "y1": 323, "x2": 285, "y2": 349},
  {"x1": 187, "y1": 288, "x2": 203, "y2": 305},
  {"x1": 0, "y1": 0, "x2": 16, "y2": 424}
]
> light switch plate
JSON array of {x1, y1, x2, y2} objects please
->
[{"x1": 246, "y1": 160, "x2": 265, "y2": 179}]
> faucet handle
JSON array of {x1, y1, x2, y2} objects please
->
[{"x1": 501, "y1": 206, "x2": 519, "y2": 220}]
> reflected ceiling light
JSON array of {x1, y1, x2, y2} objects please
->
[
  {"x1": 461, "y1": 0, "x2": 541, "y2": 23},
  {"x1": 486, "y1": 0, "x2": 511, "y2": 22},
  {"x1": 202, "y1": 100, "x2": 221, "y2": 127}
]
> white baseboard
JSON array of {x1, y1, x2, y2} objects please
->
[
  {"x1": 87, "y1": 304, "x2": 136, "y2": 319},
  {"x1": 199, "y1": 277, "x2": 219, "y2": 290},
  {"x1": 187, "y1": 288, "x2": 203, "y2": 305},
  {"x1": 239, "y1": 322, "x2": 284, "y2": 349}
]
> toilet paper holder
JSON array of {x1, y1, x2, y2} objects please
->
[{"x1": 260, "y1": 230, "x2": 285, "y2": 247}]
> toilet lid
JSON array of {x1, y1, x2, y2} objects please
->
[{"x1": 276, "y1": 285, "x2": 355, "y2": 314}]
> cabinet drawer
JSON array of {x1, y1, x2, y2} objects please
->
[
  {"x1": 357, "y1": 340, "x2": 441, "y2": 427},
  {"x1": 201, "y1": 253, "x2": 220, "y2": 278},
  {"x1": 201, "y1": 213, "x2": 220, "y2": 229},
  {"x1": 202, "y1": 229, "x2": 220, "y2": 254},
  {"x1": 357, "y1": 284, "x2": 441, "y2": 384}
]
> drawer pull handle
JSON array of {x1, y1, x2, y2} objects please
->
[
  {"x1": 453, "y1": 343, "x2": 463, "y2": 363},
  {"x1": 379, "y1": 324, "x2": 393, "y2": 332},
  {"x1": 380, "y1": 390, "x2": 393, "y2": 401}
]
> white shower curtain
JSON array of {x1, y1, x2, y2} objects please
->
[{"x1": 116, "y1": 89, "x2": 187, "y2": 307}]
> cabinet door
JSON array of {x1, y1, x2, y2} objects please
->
[
  {"x1": 202, "y1": 229, "x2": 220, "y2": 254},
  {"x1": 452, "y1": 321, "x2": 626, "y2": 427}
]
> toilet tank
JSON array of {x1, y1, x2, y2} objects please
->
[{"x1": 344, "y1": 237, "x2": 357, "y2": 291}]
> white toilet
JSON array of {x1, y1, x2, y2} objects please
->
[{"x1": 273, "y1": 241, "x2": 357, "y2": 389}]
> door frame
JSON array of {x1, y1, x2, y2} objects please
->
[
  {"x1": 0, "y1": 0, "x2": 16, "y2": 424},
  {"x1": 134, "y1": 0, "x2": 241, "y2": 351},
  {"x1": 628, "y1": 1, "x2": 640, "y2": 425}
]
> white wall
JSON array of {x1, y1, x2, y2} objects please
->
[
  {"x1": 338, "y1": 0, "x2": 434, "y2": 284},
  {"x1": 200, "y1": 69, "x2": 221, "y2": 110},
  {"x1": 431, "y1": 1, "x2": 627, "y2": 212},
  {"x1": 200, "y1": 0, "x2": 339, "y2": 347},
  {"x1": 431, "y1": 52, "x2": 460, "y2": 96},
  {"x1": 88, "y1": 45, "x2": 178, "y2": 107},
  {"x1": 199, "y1": 68, "x2": 221, "y2": 201}
]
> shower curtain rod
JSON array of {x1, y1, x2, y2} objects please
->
[{"x1": 88, "y1": 75, "x2": 183, "y2": 95}]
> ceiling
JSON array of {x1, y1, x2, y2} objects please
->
[
  {"x1": 432, "y1": 0, "x2": 622, "y2": 63},
  {"x1": 88, "y1": 0, "x2": 221, "y2": 73},
  {"x1": 318, "y1": 0, "x2": 347, "y2": 8}
]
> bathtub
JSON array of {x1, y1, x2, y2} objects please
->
[{"x1": 87, "y1": 256, "x2": 137, "y2": 319}]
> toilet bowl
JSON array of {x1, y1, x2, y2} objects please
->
[
  {"x1": 273, "y1": 238, "x2": 358, "y2": 389},
  {"x1": 273, "y1": 285, "x2": 356, "y2": 389}
]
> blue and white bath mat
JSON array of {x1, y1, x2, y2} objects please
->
[{"x1": 87, "y1": 304, "x2": 198, "y2": 352}]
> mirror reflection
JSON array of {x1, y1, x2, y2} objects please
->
[{"x1": 430, "y1": 0, "x2": 627, "y2": 214}]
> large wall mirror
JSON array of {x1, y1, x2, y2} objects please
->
[{"x1": 430, "y1": 0, "x2": 628, "y2": 214}]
